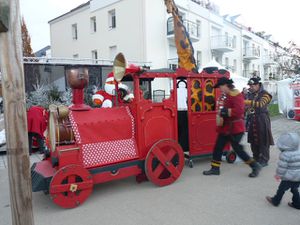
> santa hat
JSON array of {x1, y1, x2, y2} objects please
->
[
  {"x1": 105, "y1": 72, "x2": 115, "y2": 84},
  {"x1": 92, "y1": 93, "x2": 104, "y2": 105}
]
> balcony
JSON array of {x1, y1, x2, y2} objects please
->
[
  {"x1": 263, "y1": 55, "x2": 277, "y2": 66},
  {"x1": 242, "y1": 70, "x2": 260, "y2": 78},
  {"x1": 243, "y1": 47, "x2": 260, "y2": 60},
  {"x1": 168, "y1": 58, "x2": 179, "y2": 70},
  {"x1": 211, "y1": 35, "x2": 235, "y2": 52},
  {"x1": 167, "y1": 17, "x2": 200, "y2": 42}
]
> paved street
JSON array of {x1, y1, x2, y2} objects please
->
[{"x1": 0, "y1": 116, "x2": 299, "y2": 225}]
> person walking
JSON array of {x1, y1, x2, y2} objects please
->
[
  {"x1": 203, "y1": 77, "x2": 261, "y2": 178},
  {"x1": 266, "y1": 132, "x2": 300, "y2": 210},
  {"x1": 246, "y1": 77, "x2": 274, "y2": 167}
]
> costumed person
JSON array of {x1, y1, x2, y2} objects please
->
[
  {"x1": 27, "y1": 105, "x2": 48, "y2": 155},
  {"x1": 92, "y1": 72, "x2": 134, "y2": 107},
  {"x1": 203, "y1": 77, "x2": 261, "y2": 177},
  {"x1": 246, "y1": 77, "x2": 274, "y2": 167},
  {"x1": 266, "y1": 132, "x2": 300, "y2": 210}
]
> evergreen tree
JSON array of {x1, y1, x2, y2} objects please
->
[
  {"x1": 21, "y1": 17, "x2": 34, "y2": 57},
  {"x1": 26, "y1": 84, "x2": 49, "y2": 108}
]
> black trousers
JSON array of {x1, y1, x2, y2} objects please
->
[
  {"x1": 28, "y1": 132, "x2": 45, "y2": 154},
  {"x1": 250, "y1": 143, "x2": 270, "y2": 164},
  {"x1": 272, "y1": 181, "x2": 300, "y2": 208},
  {"x1": 213, "y1": 133, "x2": 251, "y2": 162}
]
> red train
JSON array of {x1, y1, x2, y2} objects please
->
[{"x1": 31, "y1": 53, "x2": 236, "y2": 208}]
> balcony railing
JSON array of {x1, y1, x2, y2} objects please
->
[
  {"x1": 242, "y1": 70, "x2": 260, "y2": 78},
  {"x1": 211, "y1": 35, "x2": 235, "y2": 52},
  {"x1": 168, "y1": 58, "x2": 202, "y2": 70},
  {"x1": 167, "y1": 17, "x2": 200, "y2": 42},
  {"x1": 23, "y1": 57, "x2": 152, "y2": 67},
  {"x1": 263, "y1": 55, "x2": 277, "y2": 65},
  {"x1": 243, "y1": 47, "x2": 260, "y2": 60}
]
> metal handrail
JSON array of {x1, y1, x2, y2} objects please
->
[
  {"x1": 167, "y1": 17, "x2": 200, "y2": 38},
  {"x1": 23, "y1": 57, "x2": 152, "y2": 67},
  {"x1": 211, "y1": 35, "x2": 235, "y2": 48},
  {"x1": 243, "y1": 47, "x2": 260, "y2": 58}
]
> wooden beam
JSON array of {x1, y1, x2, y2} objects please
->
[{"x1": 0, "y1": 0, "x2": 34, "y2": 224}]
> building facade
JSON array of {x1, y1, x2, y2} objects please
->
[{"x1": 49, "y1": 0, "x2": 287, "y2": 83}]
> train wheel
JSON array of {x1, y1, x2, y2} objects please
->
[
  {"x1": 49, "y1": 164, "x2": 93, "y2": 208},
  {"x1": 145, "y1": 139, "x2": 184, "y2": 187},
  {"x1": 226, "y1": 151, "x2": 237, "y2": 164}
]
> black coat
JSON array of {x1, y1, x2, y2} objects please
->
[{"x1": 247, "y1": 87, "x2": 274, "y2": 146}]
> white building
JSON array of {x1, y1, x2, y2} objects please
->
[{"x1": 49, "y1": 0, "x2": 286, "y2": 84}]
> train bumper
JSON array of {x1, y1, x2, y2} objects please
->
[{"x1": 31, "y1": 160, "x2": 56, "y2": 192}]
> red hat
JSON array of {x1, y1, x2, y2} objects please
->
[{"x1": 106, "y1": 72, "x2": 115, "y2": 84}]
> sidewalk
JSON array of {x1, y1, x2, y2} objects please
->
[{"x1": 0, "y1": 116, "x2": 300, "y2": 225}]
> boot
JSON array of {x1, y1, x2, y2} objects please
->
[
  {"x1": 203, "y1": 167, "x2": 220, "y2": 175},
  {"x1": 249, "y1": 161, "x2": 262, "y2": 178},
  {"x1": 203, "y1": 161, "x2": 221, "y2": 175},
  {"x1": 266, "y1": 196, "x2": 278, "y2": 207}
]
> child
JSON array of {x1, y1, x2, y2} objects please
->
[{"x1": 266, "y1": 132, "x2": 300, "y2": 209}]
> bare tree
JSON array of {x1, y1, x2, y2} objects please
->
[{"x1": 274, "y1": 41, "x2": 300, "y2": 78}]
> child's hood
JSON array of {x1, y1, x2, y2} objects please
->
[{"x1": 277, "y1": 132, "x2": 300, "y2": 152}]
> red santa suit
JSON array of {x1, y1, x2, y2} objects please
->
[
  {"x1": 92, "y1": 72, "x2": 134, "y2": 107},
  {"x1": 27, "y1": 106, "x2": 48, "y2": 137}
]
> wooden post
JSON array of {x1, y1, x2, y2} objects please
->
[{"x1": 0, "y1": 0, "x2": 34, "y2": 225}]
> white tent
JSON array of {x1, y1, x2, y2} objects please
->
[
  {"x1": 230, "y1": 73, "x2": 249, "y2": 91},
  {"x1": 277, "y1": 78, "x2": 293, "y2": 114}
]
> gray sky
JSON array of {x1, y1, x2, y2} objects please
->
[{"x1": 20, "y1": 0, "x2": 300, "y2": 52}]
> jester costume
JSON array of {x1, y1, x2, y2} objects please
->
[{"x1": 246, "y1": 79, "x2": 274, "y2": 166}]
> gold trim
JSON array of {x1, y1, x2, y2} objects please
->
[
  {"x1": 59, "y1": 147, "x2": 80, "y2": 153},
  {"x1": 69, "y1": 184, "x2": 78, "y2": 192}
]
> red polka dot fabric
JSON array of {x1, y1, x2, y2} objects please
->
[{"x1": 69, "y1": 107, "x2": 138, "y2": 167}]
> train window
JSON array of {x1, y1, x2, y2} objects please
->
[
  {"x1": 177, "y1": 79, "x2": 187, "y2": 111},
  {"x1": 119, "y1": 75, "x2": 134, "y2": 102},
  {"x1": 140, "y1": 77, "x2": 173, "y2": 103}
]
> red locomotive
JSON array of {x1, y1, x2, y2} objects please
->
[{"x1": 31, "y1": 53, "x2": 236, "y2": 208}]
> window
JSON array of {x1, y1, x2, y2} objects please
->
[
  {"x1": 91, "y1": 50, "x2": 98, "y2": 60},
  {"x1": 225, "y1": 57, "x2": 229, "y2": 68},
  {"x1": 140, "y1": 78, "x2": 173, "y2": 103},
  {"x1": 233, "y1": 59, "x2": 237, "y2": 72},
  {"x1": 196, "y1": 20, "x2": 201, "y2": 37},
  {"x1": 197, "y1": 51, "x2": 202, "y2": 68},
  {"x1": 232, "y1": 35, "x2": 237, "y2": 48},
  {"x1": 72, "y1": 24, "x2": 78, "y2": 40},
  {"x1": 73, "y1": 54, "x2": 79, "y2": 58},
  {"x1": 225, "y1": 32, "x2": 229, "y2": 46},
  {"x1": 108, "y1": 9, "x2": 116, "y2": 29},
  {"x1": 90, "y1": 16, "x2": 96, "y2": 33},
  {"x1": 109, "y1": 46, "x2": 117, "y2": 60}
]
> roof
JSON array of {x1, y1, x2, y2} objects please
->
[
  {"x1": 48, "y1": 1, "x2": 90, "y2": 24},
  {"x1": 34, "y1": 45, "x2": 51, "y2": 57}
]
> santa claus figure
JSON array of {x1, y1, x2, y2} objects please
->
[{"x1": 92, "y1": 72, "x2": 134, "y2": 108}]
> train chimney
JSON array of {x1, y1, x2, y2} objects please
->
[{"x1": 66, "y1": 67, "x2": 91, "y2": 111}]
